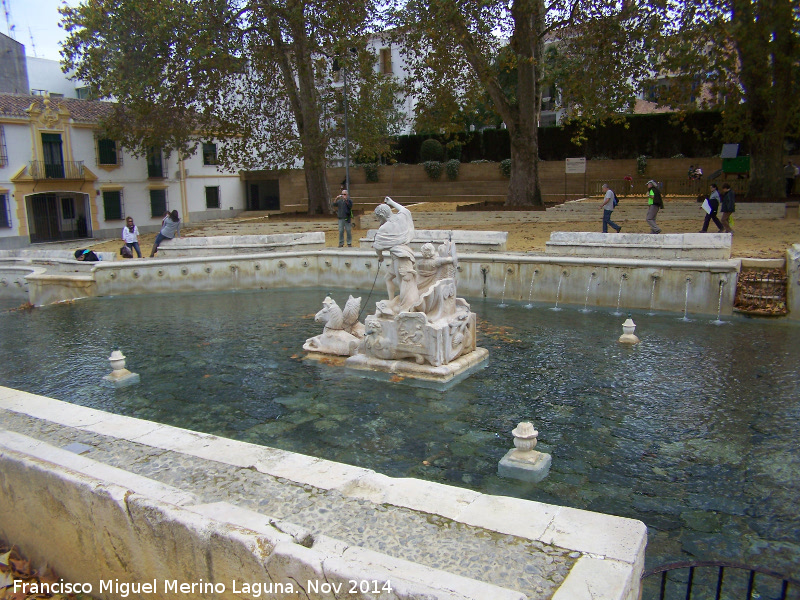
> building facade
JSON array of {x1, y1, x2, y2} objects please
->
[{"x1": 0, "y1": 93, "x2": 245, "y2": 249}]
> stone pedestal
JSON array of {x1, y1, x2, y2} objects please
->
[
  {"x1": 346, "y1": 347, "x2": 488, "y2": 384},
  {"x1": 102, "y1": 350, "x2": 140, "y2": 388},
  {"x1": 498, "y1": 449, "x2": 552, "y2": 483},
  {"x1": 102, "y1": 369, "x2": 140, "y2": 388}
]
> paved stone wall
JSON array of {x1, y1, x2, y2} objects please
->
[
  {"x1": 0, "y1": 388, "x2": 647, "y2": 600},
  {"x1": 14, "y1": 249, "x2": 742, "y2": 316}
]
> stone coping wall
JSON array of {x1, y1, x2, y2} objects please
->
[
  {"x1": 19, "y1": 249, "x2": 744, "y2": 316},
  {"x1": 545, "y1": 232, "x2": 732, "y2": 260},
  {"x1": 0, "y1": 388, "x2": 647, "y2": 600},
  {"x1": 359, "y1": 229, "x2": 508, "y2": 252},
  {"x1": 0, "y1": 249, "x2": 117, "y2": 261},
  {"x1": 157, "y1": 232, "x2": 326, "y2": 257}
]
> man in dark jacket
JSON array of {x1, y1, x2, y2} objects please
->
[
  {"x1": 720, "y1": 183, "x2": 735, "y2": 233},
  {"x1": 700, "y1": 183, "x2": 724, "y2": 232},
  {"x1": 332, "y1": 188, "x2": 353, "y2": 247}
]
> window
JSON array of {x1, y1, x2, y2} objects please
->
[
  {"x1": 97, "y1": 138, "x2": 120, "y2": 165},
  {"x1": 0, "y1": 193, "x2": 10, "y2": 228},
  {"x1": 202, "y1": 143, "x2": 218, "y2": 166},
  {"x1": 61, "y1": 197, "x2": 75, "y2": 220},
  {"x1": 42, "y1": 133, "x2": 65, "y2": 178},
  {"x1": 103, "y1": 190, "x2": 124, "y2": 221},
  {"x1": 76, "y1": 86, "x2": 93, "y2": 100},
  {"x1": 205, "y1": 186, "x2": 220, "y2": 209},
  {"x1": 146, "y1": 147, "x2": 164, "y2": 178},
  {"x1": 379, "y1": 48, "x2": 392, "y2": 75},
  {"x1": 0, "y1": 126, "x2": 7, "y2": 167},
  {"x1": 149, "y1": 189, "x2": 167, "y2": 217}
]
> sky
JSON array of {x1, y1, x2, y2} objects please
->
[{"x1": 2, "y1": 0, "x2": 72, "y2": 61}]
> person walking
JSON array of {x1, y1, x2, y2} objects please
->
[
  {"x1": 645, "y1": 180, "x2": 663, "y2": 234},
  {"x1": 332, "y1": 187, "x2": 353, "y2": 247},
  {"x1": 149, "y1": 210, "x2": 180, "y2": 257},
  {"x1": 720, "y1": 183, "x2": 735, "y2": 233},
  {"x1": 122, "y1": 216, "x2": 142, "y2": 258},
  {"x1": 600, "y1": 184, "x2": 622, "y2": 233},
  {"x1": 700, "y1": 183, "x2": 724, "y2": 233},
  {"x1": 785, "y1": 161, "x2": 797, "y2": 196}
]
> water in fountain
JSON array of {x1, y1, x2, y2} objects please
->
[
  {"x1": 580, "y1": 272, "x2": 595, "y2": 313},
  {"x1": 612, "y1": 274, "x2": 626, "y2": 316},
  {"x1": 647, "y1": 277, "x2": 658, "y2": 316},
  {"x1": 681, "y1": 278, "x2": 692, "y2": 322},
  {"x1": 524, "y1": 270, "x2": 538, "y2": 309},
  {"x1": 550, "y1": 271, "x2": 565, "y2": 311},
  {"x1": 498, "y1": 267, "x2": 509, "y2": 308},
  {"x1": 711, "y1": 280, "x2": 727, "y2": 325},
  {"x1": 2, "y1": 288, "x2": 799, "y2": 577}
]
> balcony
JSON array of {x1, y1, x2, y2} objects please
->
[{"x1": 29, "y1": 161, "x2": 85, "y2": 181}]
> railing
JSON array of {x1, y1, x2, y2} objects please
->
[
  {"x1": 589, "y1": 178, "x2": 750, "y2": 198},
  {"x1": 642, "y1": 561, "x2": 800, "y2": 600},
  {"x1": 29, "y1": 161, "x2": 85, "y2": 181}
]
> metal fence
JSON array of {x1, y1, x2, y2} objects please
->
[{"x1": 642, "y1": 561, "x2": 800, "y2": 600}]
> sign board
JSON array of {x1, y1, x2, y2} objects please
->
[
  {"x1": 720, "y1": 144, "x2": 739, "y2": 159},
  {"x1": 565, "y1": 157, "x2": 586, "y2": 174}
]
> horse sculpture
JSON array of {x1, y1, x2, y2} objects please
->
[{"x1": 303, "y1": 295, "x2": 365, "y2": 356}]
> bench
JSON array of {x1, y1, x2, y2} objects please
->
[
  {"x1": 545, "y1": 232, "x2": 732, "y2": 260},
  {"x1": 359, "y1": 229, "x2": 507, "y2": 253},
  {"x1": 156, "y1": 232, "x2": 326, "y2": 257}
]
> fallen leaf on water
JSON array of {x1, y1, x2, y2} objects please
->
[
  {"x1": 389, "y1": 375, "x2": 404, "y2": 382},
  {"x1": 422, "y1": 460, "x2": 430, "y2": 466},
  {"x1": 203, "y1": 374, "x2": 210, "y2": 378}
]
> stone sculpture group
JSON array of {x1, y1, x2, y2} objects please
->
[{"x1": 304, "y1": 197, "x2": 486, "y2": 380}]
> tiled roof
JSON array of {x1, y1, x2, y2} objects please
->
[{"x1": 0, "y1": 93, "x2": 116, "y2": 123}]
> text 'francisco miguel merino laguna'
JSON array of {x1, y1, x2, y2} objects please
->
[{"x1": 14, "y1": 578, "x2": 394, "y2": 597}]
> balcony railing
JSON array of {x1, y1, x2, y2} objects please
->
[{"x1": 29, "y1": 161, "x2": 85, "y2": 181}]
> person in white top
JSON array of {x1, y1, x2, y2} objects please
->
[
  {"x1": 600, "y1": 184, "x2": 622, "y2": 233},
  {"x1": 122, "y1": 216, "x2": 141, "y2": 258}
]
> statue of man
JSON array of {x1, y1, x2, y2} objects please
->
[{"x1": 373, "y1": 197, "x2": 419, "y2": 315}]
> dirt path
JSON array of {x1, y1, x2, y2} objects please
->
[{"x1": 85, "y1": 206, "x2": 799, "y2": 260}]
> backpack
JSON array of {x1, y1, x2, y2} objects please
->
[
  {"x1": 120, "y1": 245, "x2": 133, "y2": 258},
  {"x1": 612, "y1": 192, "x2": 619, "y2": 208}
]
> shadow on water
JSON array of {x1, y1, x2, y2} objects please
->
[{"x1": 1, "y1": 288, "x2": 799, "y2": 577}]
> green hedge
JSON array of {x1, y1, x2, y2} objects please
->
[{"x1": 391, "y1": 112, "x2": 741, "y2": 163}]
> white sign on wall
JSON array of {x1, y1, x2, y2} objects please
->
[{"x1": 565, "y1": 157, "x2": 586, "y2": 174}]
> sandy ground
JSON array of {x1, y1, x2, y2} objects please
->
[{"x1": 86, "y1": 201, "x2": 800, "y2": 260}]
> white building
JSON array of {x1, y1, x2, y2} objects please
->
[{"x1": 0, "y1": 93, "x2": 245, "y2": 249}]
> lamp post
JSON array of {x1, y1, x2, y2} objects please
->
[
  {"x1": 335, "y1": 48, "x2": 357, "y2": 197},
  {"x1": 342, "y1": 57, "x2": 351, "y2": 197}
]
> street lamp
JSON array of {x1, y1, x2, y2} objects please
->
[{"x1": 334, "y1": 48, "x2": 358, "y2": 198}]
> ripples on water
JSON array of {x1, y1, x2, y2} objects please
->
[{"x1": 1, "y1": 289, "x2": 799, "y2": 579}]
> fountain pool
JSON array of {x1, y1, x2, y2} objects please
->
[{"x1": 1, "y1": 288, "x2": 798, "y2": 580}]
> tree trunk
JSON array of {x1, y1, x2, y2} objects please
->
[
  {"x1": 503, "y1": 0, "x2": 544, "y2": 207},
  {"x1": 303, "y1": 146, "x2": 330, "y2": 215},
  {"x1": 507, "y1": 129, "x2": 543, "y2": 207},
  {"x1": 747, "y1": 134, "x2": 786, "y2": 199},
  {"x1": 282, "y1": 4, "x2": 331, "y2": 215}
]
